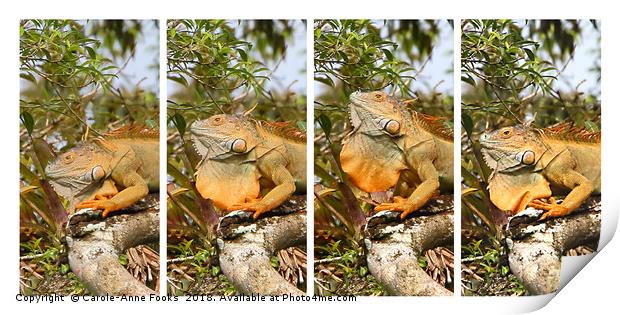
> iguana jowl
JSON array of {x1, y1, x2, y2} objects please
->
[
  {"x1": 45, "y1": 126, "x2": 159, "y2": 217},
  {"x1": 190, "y1": 114, "x2": 306, "y2": 219},
  {"x1": 340, "y1": 91, "x2": 454, "y2": 219},
  {"x1": 480, "y1": 123, "x2": 601, "y2": 219}
]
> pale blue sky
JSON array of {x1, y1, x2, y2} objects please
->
[
  {"x1": 543, "y1": 21, "x2": 600, "y2": 96},
  {"x1": 114, "y1": 20, "x2": 159, "y2": 95},
  {"x1": 405, "y1": 20, "x2": 453, "y2": 95}
]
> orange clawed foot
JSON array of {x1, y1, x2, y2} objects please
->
[
  {"x1": 227, "y1": 197, "x2": 270, "y2": 219},
  {"x1": 528, "y1": 197, "x2": 570, "y2": 220},
  {"x1": 76, "y1": 199, "x2": 120, "y2": 218},
  {"x1": 374, "y1": 196, "x2": 417, "y2": 219}
]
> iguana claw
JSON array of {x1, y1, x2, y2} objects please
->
[
  {"x1": 374, "y1": 196, "x2": 417, "y2": 219},
  {"x1": 528, "y1": 197, "x2": 569, "y2": 220},
  {"x1": 75, "y1": 200, "x2": 119, "y2": 218},
  {"x1": 228, "y1": 198, "x2": 270, "y2": 219}
]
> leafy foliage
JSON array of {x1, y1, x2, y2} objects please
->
[
  {"x1": 20, "y1": 238, "x2": 87, "y2": 295},
  {"x1": 167, "y1": 240, "x2": 237, "y2": 296},
  {"x1": 19, "y1": 19, "x2": 159, "y2": 295},
  {"x1": 461, "y1": 239, "x2": 526, "y2": 296},
  {"x1": 314, "y1": 240, "x2": 384, "y2": 296},
  {"x1": 460, "y1": 19, "x2": 600, "y2": 296},
  {"x1": 314, "y1": 19, "x2": 454, "y2": 295},
  {"x1": 315, "y1": 20, "x2": 415, "y2": 95}
]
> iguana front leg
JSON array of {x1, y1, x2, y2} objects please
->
[
  {"x1": 530, "y1": 153, "x2": 594, "y2": 220},
  {"x1": 76, "y1": 161, "x2": 149, "y2": 218},
  {"x1": 93, "y1": 179, "x2": 119, "y2": 200},
  {"x1": 228, "y1": 163, "x2": 296, "y2": 219},
  {"x1": 375, "y1": 149, "x2": 440, "y2": 219},
  {"x1": 529, "y1": 170, "x2": 593, "y2": 220}
]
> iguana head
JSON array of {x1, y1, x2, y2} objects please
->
[
  {"x1": 348, "y1": 91, "x2": 405, "y2": 137},
  {"x1": 189, "y1": 114, "x2": 259, "y2": 161},
  {"x1": 45, "y1": 142, "x2": 111, "y2": 202},
  {"x1": 479, "y1": 125, "x2": 548, "y2": 176},
  {"x1": 340, "y1": 91, "x2": 409, "y2": 192}
]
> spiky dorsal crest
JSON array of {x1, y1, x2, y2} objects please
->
[
  {"x1": 256, "y1": 120, "x2": 307, "y2": 143},
  {"x1": 412, "y1": 111, "x2": 454, "y2": 142},
  {"x1": 101, "y1": 124, "x2": 159, "y2": 140},
  {"x1": 538, "y1": 122, "x2": 600, "y2": 144},
  {"x1": 89, "y1": 125, "x2": 158, "y2": 152}
]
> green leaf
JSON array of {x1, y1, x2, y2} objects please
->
[
  {"x1": 381, "y1": 48, "x2": 394, "y2": 61},
  {"x1": 118, "y1": 254, "x2": 128, "y2": 266},
  {"x1": 236, "y1": 49, "x2": 247, "y2": 61},
  {"x1": 584, "y1": 121, "x2": 599, "y2": 132},
  {"x1": 60, "y1": 263, "x2": 70, "y2": 274},
  {"x1": 171, "y1": 113, "x2": 187, "y2": 136},
  {"x1": 211, "y1": 265, "x2": 221, "y2": 277},
  {"x1": 20, "y1": 112, "x2": 34, "y2": 135},
  {"x1": 524, "y1": 48, "x2": 536, "y2": 61},
  {"x1": 462, "y1": 113, "x2": 473, "y2": 135},
  {"x1": 145, "y1": 119, "x2": 157, "y2": 128},
  {"x1": 85, "y1": 46, "x2": 97, "y2": 59},
  {"x1": 317, "y1": 114, "x2": 332, "y2": 137},
  {"x1": 359, "y1": 266, "x2": 368, "y2": 276},
  {"x1": 461, "y1": 75, "x2": 476, "y2": 87},
  {"x1": 296, "y1": 121, "x2": 307, "y2": 131},
  {"x1": 168, "y1": 75, "x2": 189, "y2": 87},
  {"x1": 20, "y1": 73, "x2": 37, "y2": 84}
]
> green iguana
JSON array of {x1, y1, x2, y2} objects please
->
[
  {"x1": 480, "y1": 123, "x2": 601, "y2": 220},
  {"x1": 45, "y1": 126, "x2": 159, "y2": 217},
  {"x1": 340, "y1": 91, "x2": 454, "y2": 219},
  {"x1": 189, "y1": 114, "x2": 306, "y2": 219}
]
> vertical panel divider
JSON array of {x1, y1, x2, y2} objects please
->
[
  {"x1": 453, "y1": 18, "x2": 462, "y2": 298},
  {"x1": 306, "y1": 18, "x2": 315, "y2": 297},
  {"x1": 159, "y1": 18, "x2": 168, "y2": 297}
]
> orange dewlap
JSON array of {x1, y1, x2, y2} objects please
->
[
  {"x1": 340, "y1": 135, "x2": 406, "y2": 192},
  {"x1": 195, "y1": 159, "x2": 261, "y2": 210},
  {"x1": 488, "y1": 172, "x2": 552, "y2": 213}
]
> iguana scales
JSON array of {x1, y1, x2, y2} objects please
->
[
  {"x1": 480, "y1": 123, "x2": 601, "y2": 219},
  {"x1": 340, "y1": 91, "x2": 454, "y2": 219},
  {"x1": 190, "y1": 114, "x2": 306, "y2": 219},
  {"x1": 46, "y1": 125, "x2": 159, "y2": 217}
]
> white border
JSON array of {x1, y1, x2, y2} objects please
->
[
  {"x1": 159, "y1": 19, "x2": 168, "y2": 296},
  {"x1": 2, "y1": 1, "x2": 619, "y2": 314},
  {"x1": 306, "y1": 19, "x2": 315, "y2": 296}
]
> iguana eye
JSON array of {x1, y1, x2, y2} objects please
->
[
  {"x1": 230, "y1": 139, "x2": 247, "y2": 153},
  {"x1": 379, "y1": 119, "x2": 400, "y2": 135},
  {"x1": 90, "y1": 165, "x2": 106, "y2": 181},
  {"x1": 63, "y1": 153, "x2": 75, "y2": 164},
  {"x1": 372, "y1": 92, "x2": 386, "y2": 101},
  {"x1": 500, "y1": 128, "x2": 512, "y2": 138},
  {"x1": 211, "y1": 115, "x2": 225, "y2": 126}
]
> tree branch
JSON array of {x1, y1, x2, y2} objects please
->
[
  {"x1": 66, "y1": 194, "x2": 159, "y2": 296},
  {"x1": 506, "y1": 196, "x2": 601, "y2": 295},
  {"x1": 364, "y1": 195, "x2": 454, "y2": 296},
  {"x1": 217, "y1": 196, "x2": 307, "y2": 295}
]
